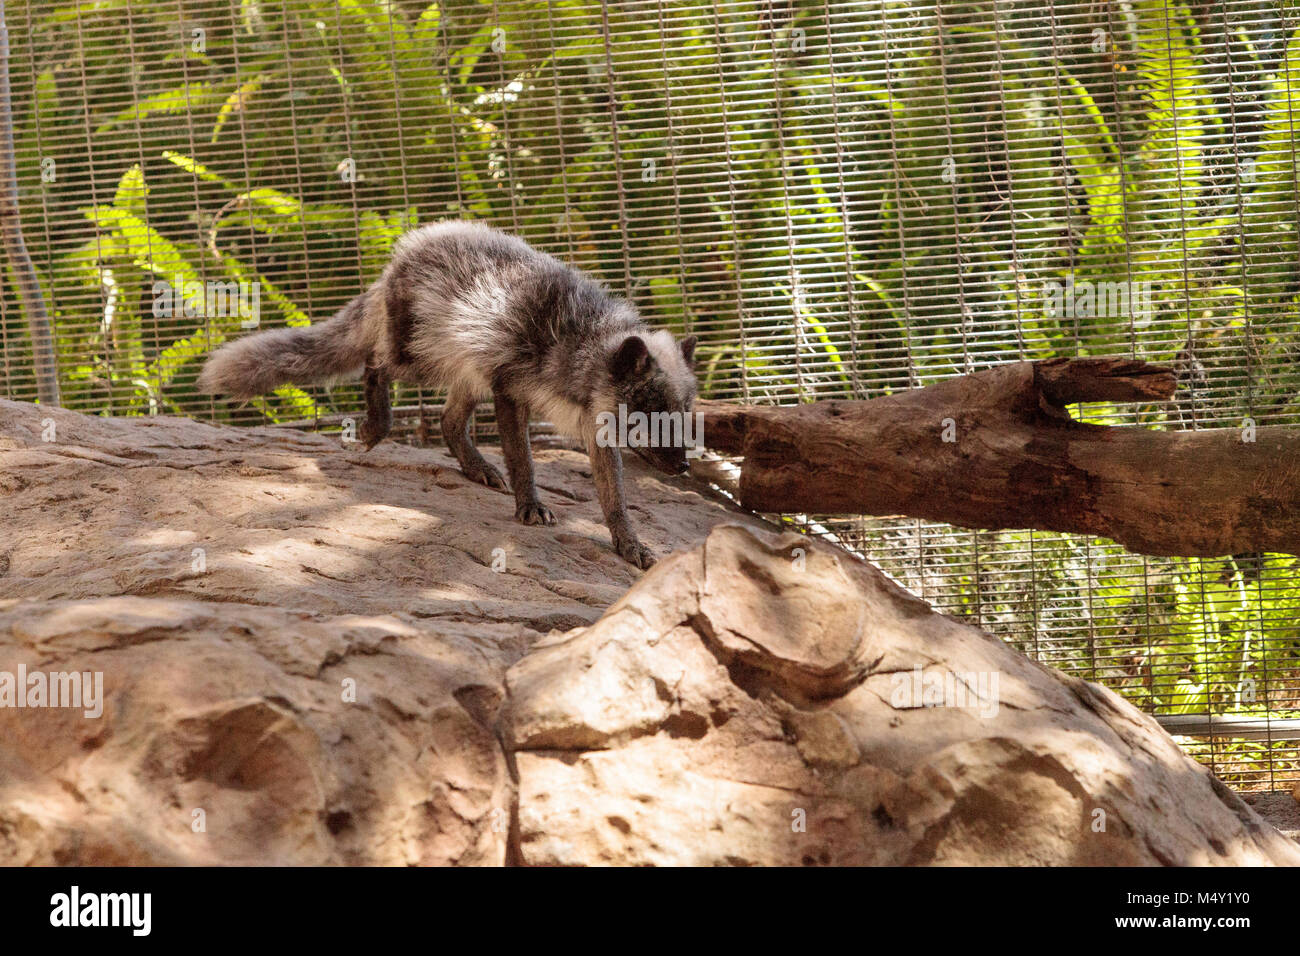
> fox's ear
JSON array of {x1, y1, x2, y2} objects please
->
[
  {"x1": 611, "y1": 335, "x2": 653, "y2": 379},
  {"x1": 679, "y1": 335, "x2": 697, "y2": 366}
]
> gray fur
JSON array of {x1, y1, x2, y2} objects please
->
[
  {"x1": 197, "y1": 220, "x2": 698, "y2": 567},
  {"x1": 196, "y1": 291, "x2": 373, "y2": 399}
]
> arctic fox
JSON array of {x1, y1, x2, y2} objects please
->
[{"x1": 197, "y1": 220, "x2": 697, "y2": 568}]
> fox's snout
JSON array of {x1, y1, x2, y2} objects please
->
[{"x1": 633, "y1": 445, "x2": 689, "y2": 475}]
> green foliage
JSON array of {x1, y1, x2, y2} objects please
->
[
  {"x1": 837, "y1": 517, "x2": 1300, "y2": 786},
  {"x1": 10, "y1": 0, "x2": 1300, "y2": 411}
]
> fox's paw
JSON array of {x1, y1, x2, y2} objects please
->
[
  {"x1": 358, "y1": 419, "x2": 389, "y2": 450},
  {"x1": 515, "y1": 501, "x2": 556, "y2": 526},
  {"x1": 463, "y1": 460, "x2": 509, "y2": 492},
  {"x1": 613, "y1": 533, "x2": 657, "y2": 570}
]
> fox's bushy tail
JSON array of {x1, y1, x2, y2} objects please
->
[{"x1": 197, "y1": 291, "x2": 374, "y2": 400}]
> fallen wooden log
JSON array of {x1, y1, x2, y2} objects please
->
[{"x1": 697, "y1": 358, "x2": 1300, "y2": 557}]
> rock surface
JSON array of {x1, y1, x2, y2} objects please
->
[
  {"x1": 1245, "y1": 793, "x2": 1300, "y2": 841},
  {"x1": 508, "y1": 525, "x2": 1300, "y2": 866},
  {"x1": 0, "y1": 398, "x2": 765, "y2": 865},
  {"x1": 1, "y1": 398, "x2": 1296, "y2": 866}
]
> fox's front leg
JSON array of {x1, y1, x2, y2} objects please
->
[
  {"x1": 492, "y1": 387, "x2": 555, "y2": 526},
  {"x1": 585, "y1": 431, "x2": 656, "y2": 569}
]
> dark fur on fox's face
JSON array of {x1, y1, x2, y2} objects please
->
[{"x1": 607, "y1": 332, "x2": 698, "y2": 475}]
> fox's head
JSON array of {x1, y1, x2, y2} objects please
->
[{"x1": 603, "y1": 330, "x2": 699, "y2": 475}]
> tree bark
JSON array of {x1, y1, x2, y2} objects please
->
[
  {"x1": 0, "y1": 1, "x2": 59, "y2": 406},
  {"x1": 698, "y1": 358, "x2": 1300, "y2": 557}
]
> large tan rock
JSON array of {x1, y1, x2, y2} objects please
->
[
  {"x1": 507, "y1": 525, "x2": 1300, "y2": 866},
  {"x1": 0, "y1": 399, "x2": 741, "y2": 629},
  {"x1": 0, "y1": 597, "x2": 515, "y2": 865},
  {"x1": 1, "y1": 399, "x2": 1295, "y2": 865},
  {"x1": 0, "y1": 398, "x2": 761, "y2": 865}
]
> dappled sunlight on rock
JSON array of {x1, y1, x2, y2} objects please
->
[{"x1": 1, "y1": 400, "x2": 1294, "y2": 865}]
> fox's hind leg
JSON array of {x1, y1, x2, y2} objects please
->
[
  {"x1": 440, "y1": 383, "x2": 508, "y2": 492},
  {"x1": 359, "y1": 364, "x2": 392, "y2": 450}
]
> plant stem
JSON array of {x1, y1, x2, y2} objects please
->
[{"x1": 0, "y1": 0, "x2": 59, "y2": 405}]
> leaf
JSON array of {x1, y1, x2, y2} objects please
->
[
  {"x1": 95, "y1": 81, "x2": 219, "y2": 135},
  {"x1": 113, "y1": 165, "x2": 149, "y2": 215},
  {"x1": 211, "y1": 76, "x2": 265, "y2": 144}
]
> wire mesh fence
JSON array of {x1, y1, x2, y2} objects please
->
[{"x1": 2, "y1": 0, "x2": 1298, "y2": 790}]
